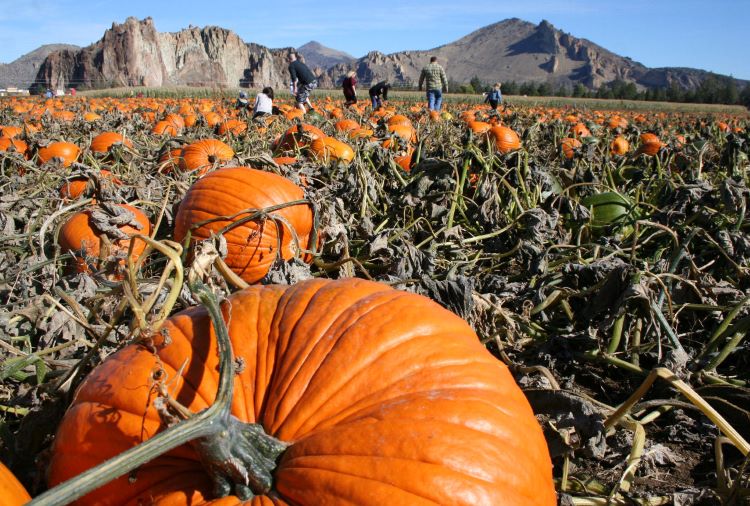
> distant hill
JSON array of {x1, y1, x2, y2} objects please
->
[
  {"x1": 0, "y1": 44, "x2": 80, "y2": 88},
  {"x1": 323, "y1": 18, "x2": 748, "y2": 91},
  {"x1": 27, "y1": 17, "x2": 748, "y2": 95},
  {"x1": 297, "y1": 41, "x2": 355, "y2": 71}
]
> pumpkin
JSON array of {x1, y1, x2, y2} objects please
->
[
  {"x1": 48, "y1": 277, "x2": 555, "y2": 505},
  {"x1": 581, "y1": 191, "x2": 635, "y2": 228},
  {"x1": 0, "y1": 125, "x2": 23, "y2": 138},
  {"x1": 610, "y1": 136, "x2": 629, "y2": 156},
  {"x1": 90, "y1": 132, "x2": 133, "y2": 154},
  {"x1": 0, "y1": 137, "x2": 28, "y2": 157},
  {"x1": 203, "y1": 112, "x2": 222, "y2": 128},
  {"x1": 284, "y1": 108, "x2": 305, "y2": 121},
  {"x1": 394, "y1": 146, "x2": 415, "y2": 172},
  {"x1": 488, "y1": 125, "x2": 521, "y2": 153},
  {"x1": 636, "y1": 133, "x2": 663, "y2": 156},
  {"x1": 157, "y1": 147, "x2": 184, "y2": 174},
  {"x1": 387, "y1": 123, "x2": 417, "y2": 143},
  {"x1": 58, "y1": 203, "x2": 152, "y2": 274},
  {"x1": 347, "y1": 127, "x2": 375, "y2": 140},
  {"x1": 152, "y1": 121, "x2": 180, "y2": 137},
  {"x1": 466, "y1": 120, "x2": 491, "y2": 135},
  {"x1": 308, "y1": 136, "x2": 355, "y2": 164},
  {"x1": 173, "y1": 167, "x2": 315, "y2": 284},
  {"x1": 607, "y1": 116, "x2": 628, "y2": 130},
  {"x1": 0, "y1": 461, "x2": 30, "y2": 506},
  {"x1": 83, "y1": 112, "x2": 102, "y2": 122},
  {"x1": 272, "y1": 123, "x2": 325, "y2": 152},
  {"x1": 38, "y1": 141, "x2": 80, "y2": 167},
  {"x1": 216, "y1": 119, "x2": 248, "y2": 136},
  {"x1": 164, "y1": 113, "x2": 186, "y2": 130},
  {"x1": 179, "y1": 139, "x2": 235, "y2": 175},
  {"x1": 387, "y1": 114, "x2": 412, "y2": 127},
  {"x1": 272, "y1": 156, "x2": 298, "y2": 166},
  {"x1": 570, "y1": 122, "x2": 591, "y2": 138},
  {"x1": 59, "y1": 170, "x2": 122, "y2": 200},
  {"x1": 334, "y1": 119, "x2": 360, "y2": 133},
  {"x1": 561, "y1": 137, "x2": 582, "y2": 159}
]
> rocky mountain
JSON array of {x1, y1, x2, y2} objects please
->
[
  {"x1": 31, "y1": 17, "x2": 745, "y2": 94},
  {"x1": 37, "y1": 17, "x2": 296, "y2": 91},
  {"x1": 298, "y1": 41, "x2": 355, "y2": 71},
  {"x1": 324, "y1": 19, "x2": 744, "y2": 91},
  {"x1": 0, "y1": 44, "x2": 79, "y2": 89}
]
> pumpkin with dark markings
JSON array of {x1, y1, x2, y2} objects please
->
[{"x1": 173, "y1": 167, "x2": 315, "y2": 284}]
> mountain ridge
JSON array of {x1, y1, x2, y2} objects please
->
[{"x1": 17, "y1": 17, "x2": 748, "y2": 93}]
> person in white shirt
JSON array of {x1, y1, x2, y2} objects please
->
[{"x1": 253, "y1": 87, "x2": 274, "y2": 119}]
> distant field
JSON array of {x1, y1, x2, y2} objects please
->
[{"x1": 79, "y1": 86, "x2": 749, "y2": 115}]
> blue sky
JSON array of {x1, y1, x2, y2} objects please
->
[{"x1": 1, "y1": 0, "x2": 748, "y2": 80}]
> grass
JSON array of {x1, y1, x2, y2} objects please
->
[{"x1": 77, "y1": 86, "x2": 750, "y2": 116}]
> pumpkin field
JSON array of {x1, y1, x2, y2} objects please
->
[{"x1": 0, "y1": 90, "x2": 748, "y2": 505}]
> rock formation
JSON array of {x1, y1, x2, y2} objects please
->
[
  {"x1": 36, "y1": 17, "x2": 304, "y2": 91},
  {"x1": 31, "y1": 17, "x2": 746, "y2": 93},
  {"x1": 0, "y1": 44, "x2": 79, "y2": 89}
]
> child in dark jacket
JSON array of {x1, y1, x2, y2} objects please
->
[{"x1": 485, "y1": 82, "x2": 503, "y2": 110}]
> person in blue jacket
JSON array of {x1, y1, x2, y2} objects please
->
[{"x1": 485, "y1": 82, "x2": 503, "y2": 111}]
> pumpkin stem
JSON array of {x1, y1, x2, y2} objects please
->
[
  {"x1": 28, "y1": 282, "x2": 266, "y2": 506},
  {"x1": 190, "y1": 280, "x2": 288, "y2": 499}
]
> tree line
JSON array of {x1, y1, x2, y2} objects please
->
[{"x1": 455, "y1": 75, "x2": 750, "y2": 108}]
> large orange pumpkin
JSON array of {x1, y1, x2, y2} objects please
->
[
  {"x1": 173, "y1": 167, "x2": 315, "y2": 284},
  {"x1": 48, "y1": 277, "x2": 555, "y2": 505},
  {"x1": 58, "y1": 203, "x2": 152, "y2": 274},
  {"x1": 0, "y1": 461, "x2": 30, "y2": 506},
  {"x1": 179, "y1": 139, "x2": 235, "y2": 175},
  {"x1": 38, "y1": 141, "x2": 80, "y2": 167},
  {"x1": 488, "y1": 125, "x2": 521, "y2": 153}
]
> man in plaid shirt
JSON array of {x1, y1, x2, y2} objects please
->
[{"x1": 419, "y1": 56, "x2": 448, "y2": 111}]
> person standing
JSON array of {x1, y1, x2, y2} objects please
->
[
  {"x1": 342, "y1": 70, "x2": 357, "y2": 106},
  {"x1": 368, "y1": 81, "x2": 390, "y2": 110},
  {"x1": 288, "y1": 53, "x2": 318, "y2": 113},
  {"x1": 485, "y1": 82, "x2": 503, "y2": 111},
  {"x1": 418, "y1": 56, "x2": 448, "y2": 111}
]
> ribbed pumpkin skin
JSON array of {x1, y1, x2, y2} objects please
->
[
  {"x1": 179, "y1": 139, "x2": 235, "y2": 175},
  {"x1": 48, "y1": 278, "x2": 555, "y2": 506},
  {"x1": 38, "y1": 141, "x2": 80, "y2": 167},
  {"x1": 488, "y1": 126, "x2": 521, "y2": 153},
  {"x1": 0, "y1": 461, "x2": 30, "y2": 506},
  {"x1": 173, "y1": 167, "x2": 314, "y2": 284}
]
